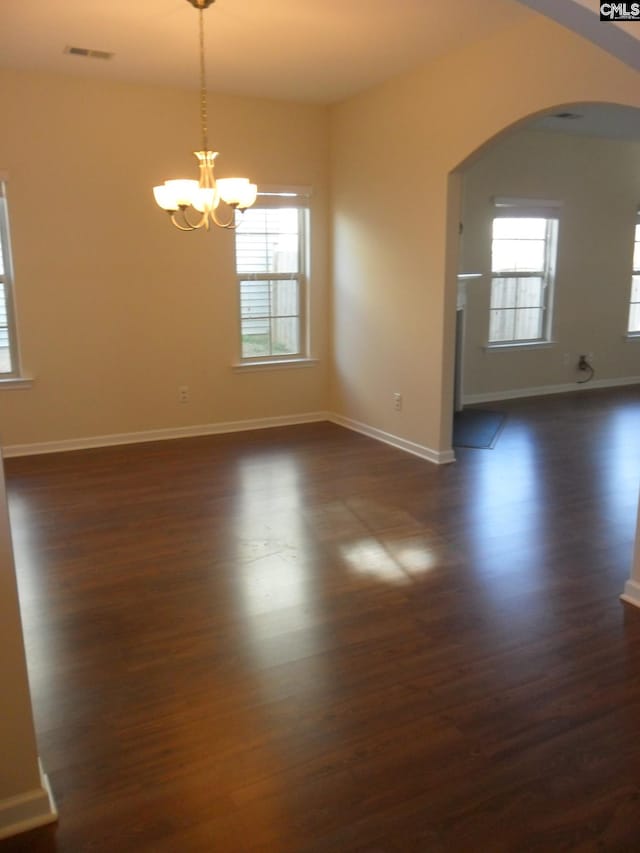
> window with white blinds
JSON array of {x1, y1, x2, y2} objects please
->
[
  {"x1": 234, "y1": 191, "x2": 309, "y2": 361},
  {"x1": 627, "y1": 214, "x2": 640, "y2": 335},
  {"x1": 489, "y1": 199, "x2": 560, "y2": 345},
  {"x1": 0, "y1": 181, "x2": 20, "y2": 376}
]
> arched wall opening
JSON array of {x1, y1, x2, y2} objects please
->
[
  {"x1": 440, "y1": 99, "x2": 640, "y2": 607},
  {"x1": 441, "y1": 99, "x2": 640, "y2": 449},
  {"x1": 331, "y1": 11, "x2": 640, "y2": 465}
]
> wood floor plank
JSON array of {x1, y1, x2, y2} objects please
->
[{"x1": 2, "y1": 387, "x2": 640, "y2": 851}]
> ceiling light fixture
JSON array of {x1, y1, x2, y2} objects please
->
[{"x1": 153, "y1": 0, "x2": 257, "y2": 231}]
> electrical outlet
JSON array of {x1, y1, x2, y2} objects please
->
[
  {"x1": 179, "y1": 385, "x2": 189, "y2": 403},
  {"x1": 393, "y1": 392, "x2": 402, "y2": 411}
]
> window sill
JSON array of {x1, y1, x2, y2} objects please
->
[
  {"x1": 484, "y1": 341, "x2": 555, "y2": 352},
  {"x1": 0, "y1": 376, "x2": 33, "y2": 390},
  {"x1": 232, "y1": 358, "x2": 318, "y2": 373},
  {"x1": 624, "y1": 334, "x2": 640, "y2": 341}
]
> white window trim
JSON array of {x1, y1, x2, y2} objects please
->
[
  {"x1": 235, "y1": 188, "x2": 312, "y2": 365},
  {"x1": 0, "y1": 377, "x2": 33, "y2": 389},
  {"x1": 483, "y1": 341, "x2": 557, "y2": 352},
  {"x1": 0, "y1": 179, "x2": 24, "y2": 380},
  {"x1": 231, "y1": 357, "x2": 318, "y2": 372},
  {"x1": 487, "y1": 201, "x2": 560, "y2": 347},
  {"x1": 626, "y1": 210, "x2": 640, "y2": 337}
]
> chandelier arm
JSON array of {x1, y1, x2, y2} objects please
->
[
  {"x1": 198, "y1": 8, "x2": 209, "y2": 152},
  {"x1": 169, "y1": 213, "x2": 197, "y2": 232},
  {"x1": 185, "y1": 206, "x2": 211, "y2": 230},
  {"x1": 170, "y1": 208, "x2": 209, "y2": 231},
  {"x1": 210, "y1": 206, "x2": 239, "y2": 229}
]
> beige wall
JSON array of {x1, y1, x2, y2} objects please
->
[
  {"x1": 460, "y1": 129, "x2": 640, "y2": 397},
  {"x1": 0, "y1": 451, "x2": 50, "y2": 818},
  {"x1": 0, "y1": 69, "x2": 330, "y2": 447},
  {"x1": 330, "y1": 12, "x2": 640, "y2": 455},
  {"x1": 1, "y1": 14, "x2": 640, "y2": 458}
]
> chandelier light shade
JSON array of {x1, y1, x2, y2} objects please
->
[{"x1": 153, "y1": 0, "x2": 257, "y2": 231}]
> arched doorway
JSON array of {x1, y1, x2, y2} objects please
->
[{"x1": 441, "y1": 101, "x2": 640, "y2": 606}]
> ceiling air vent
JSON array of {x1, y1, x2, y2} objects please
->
[{"x1": 64, "y1": 46, "x2": 114, "y2": 61}]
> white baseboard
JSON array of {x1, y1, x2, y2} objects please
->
[
  {"x1": 0, "y1": 761, "x2": 57, "y2": 841},
  {"x1": 2, "y1": 412, "x2": 331, "y2": 458},
  {"x1": 463, "y1": 375, "x2": 640, "y2": 406},
  {"x1": 2, "y1": 410, "x2": 454, "y2": 467},
  {"x1": 620, "y1": 579, "x2": 640, "y2": 609},
  {"x1": 328, "y1": 413, "x2": 455, "y2": 465}
]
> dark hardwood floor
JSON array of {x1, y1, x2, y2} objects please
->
[{"x1": 3, "y1": 387, "x2": 640, "y2": 852}]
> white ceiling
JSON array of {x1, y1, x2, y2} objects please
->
[
  {"x1": 530, "y1": 103, "x2": 640, "y2": 141},
  {"x1": 0, "y1": 0, "x2": 528, "y2": 104}
]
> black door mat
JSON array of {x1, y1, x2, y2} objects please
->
[{"x1": 453, "y1": 409, "x2": 506, "y2": 449}]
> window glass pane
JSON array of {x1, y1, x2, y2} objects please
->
[
  {"x1": 631, "y1": 275, "x2": 640, "y2": 304},
  {"x1": 239, "y1": 279, "x2": 301, "y2": 356},
  {"x1": 492, "y1": 218, "x2": 547, "y2": 240},
  {"x1": 491, "y1": 278, "x2": 543, "y2": 311},
  {"x1": 240, "y1": 280, "x2": 270, "y2": 319},
  {"x1": 490, "y1": 277, "x2": 517, "y2": 309},
  {"x1": 270, "y1": 317, "x2": 299, "y2": 355},
  {"x1": 489, "y1": 309, "x2": 515, "y2": 342},
  {"x1": 628, "y1": 302, "x2": 640, "y2": 334},
  {"x1": 270, "y1": 279, "x2": 298, "y2": 318},
  {"x1": 492, "y1": 239, "x2": 545, "y2": 273},
  {"x1": 241, "y1": 318, "x2": 271, "y2": 358},
  {"x1": 633, "y1": 237, "x2": 640, "y2": 272},
  {"x1": 514, "y1": 307, "x2": 543, "y2": 340},
  {"x1": 235, "y1": 208, "x2": 299, "y2": 274},
  {"x1": 0, "y1": 283, "x2": 12, "y2": 373},
  {"x1": 516, "y1": 277, "x2": 544, "y2": 308}
]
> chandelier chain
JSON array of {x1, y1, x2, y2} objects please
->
[
  {"x1": 152, "y1": 0, "x2": 257, "y2": 229},
  {"x1": 198, "y1": 7, "x2": 209, "y2": 152}
]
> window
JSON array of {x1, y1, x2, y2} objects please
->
[
  {"x1": 0, "y1": 181, "x2": 20, "y2": 376},
  {"x1": 234, "y1": 190, "x2": 309, "y2": 362},
  {"x1": 488, "y1": 199, "x2": 559, "y2": 345},
  {"x1": 627, "y1": 213, "x2": 640, "y2": 335}
]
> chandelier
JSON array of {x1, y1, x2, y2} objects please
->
[{"x1": 153, "y1": 0, "x2": 257, "y2": 231}]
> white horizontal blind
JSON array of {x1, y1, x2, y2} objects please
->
[
  {"x1": 493, "y1": 197, "x2": 562, "y2": 219},
  {"x1": 252, "y1": 185, "x2": 312, "y2": 209},
  {"x1": 235, "y1": 208, "x2": 300, "y2": 275},
  {"x1": 492, "y1": 217, "x2": 548, "y2": 273}
]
